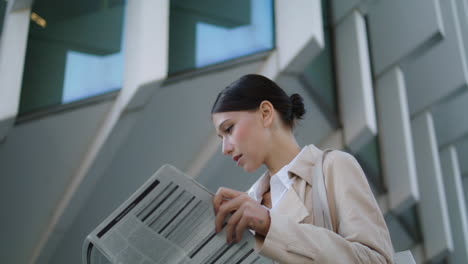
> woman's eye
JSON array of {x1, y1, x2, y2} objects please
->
[{"x1": 225, "y1": 125, "x2": 233, "y2": 134}]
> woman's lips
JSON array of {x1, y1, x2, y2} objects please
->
[{"x1": 233, "y1": 154, "x2": 243, "y2": 166}]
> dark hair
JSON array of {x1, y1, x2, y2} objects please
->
[{"x1": 211, "y1": 74, "x2": 305, "y2": 129}]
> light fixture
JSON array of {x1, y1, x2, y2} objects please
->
[{"x1": 31, "y1": 12, "x2": 46, "y2": 28}]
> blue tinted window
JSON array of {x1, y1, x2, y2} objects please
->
[
  {"x1": 62, "y1": 48, "x2": 123, "y2": 103},
  {"x1": 169, "y1": 0, "x2": 274, "y2": 74},
  {"x1": 19, "y1": 0, "x2": 126, "y2": 114}
]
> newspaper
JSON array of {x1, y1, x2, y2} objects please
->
[{"x1": 83, "y1": 164, "x2": 270, "y2": 264}]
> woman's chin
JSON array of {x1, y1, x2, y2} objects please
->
[{"x1": 243, "y1": 163, "x2": 260, "y2": 173}]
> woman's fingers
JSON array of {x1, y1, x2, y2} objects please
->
[
  {"x1": 212, "y1": 187, "x2": 271, "y2": 243},
  {"x1": 213, "y1": 187, "x2": 244, "y2": 214},
  {"x1": 225, "y1": 207, "x2": 244, "y2": 243},
  {"x1": 235, "y1": 214, "x2": 250, "y2": 243},
  {"x1": 214, "y1": 196, "x2": 243, "y2": 233}
]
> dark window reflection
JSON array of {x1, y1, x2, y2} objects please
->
[
  {"x1": 0, "y1": 0, "x2": 6, "y2": 36},
  {"x1": 301, "y1": 0, "x2": 338, "y2": 128},
  {"x1": 19, "y1": 0, "x2": 126, "y2": 114}
]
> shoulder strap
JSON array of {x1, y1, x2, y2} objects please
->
[
  {"x1": 312, "y1": 150, "x2": 413, "y2": 263},
  {"x1": 312, "y1": 149, "x2": 333, "y2": 231}
]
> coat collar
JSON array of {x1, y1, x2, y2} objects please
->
[
  {"x1": 287, "y1": 144, "x2": 323, "y2": 186},
  {"x1": 256, "y1": 144, "x2": 322, "y2": 187},
  {"x1": 253, "y1": 144, "x2": 322, "y2": 223},
  {"x1": 276, "y1": 144, "x2": 323, "y2": 223}
]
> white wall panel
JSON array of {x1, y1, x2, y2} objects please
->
[
  {"x1": 0, "y1": 8, "x2": 30, "y2": 141},
  {"x1": 275, "y1": 0, "x2": 324, "y2": 74},
  {"x1": 433, "y1": 90, "x2": 468, "y2": 147},
  {"x1": 335, "y1": 11, "x2": 377, "y2": 152},
  {"x1": 376, "y1": 67, "x2": 419, "y2": 213},
  {"x1": 411, "y1": 112, "x2": 453, "y2": 262},
  {"x1": 121, "y1": 0, "x2": 169, "y2": 110},
  {"x1": 367, "y1": 0, "x2": 444, "y2": 75},
  {"x1": 440, "y1": 146, "x2": 468, "y2": 264},
  {"x1": 403, "y1": 0, "x2": 468, "y2": 116}
]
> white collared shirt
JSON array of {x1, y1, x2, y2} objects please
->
[
  {"x1": 247, "y1": 147, "x2": 305, "y2": 263},
  {"x1": 247, "y1": 147, "x2": 306, "y2": 211}
]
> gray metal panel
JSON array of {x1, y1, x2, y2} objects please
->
[
  {"x1": 433, "y1": 90, "x2": 468, "y2": 147},
  {"x1": 0, "y1": 116, "x2": 14, "y2": 143},
  {"x1": 411, "y1": 112, "x2": 453, "y2": 261},
  {"x1": 464, "y1": 177, "x2": 468, "y2": 217},
  {"x1": 384, "y1": 213, "x2": 415, "y2": 252},
  {"x1": 331, "y1": 0, "x2": 359, "y2": 24},
  {"x1": 335, "y1": 11, "x2": 377, "y2": 152},
  {"x1": 276, "y1": 75, "x2": 334, "y2": 146},
  {"x1": 197, "y1": 144, "x2": 262, "y2": 193},
  {"x1": 403, "y1": 0, "x2": 468, "y2": 116},
  {"x1": 331, "y1": 0, "x2": 379, "y2": 25},
  {"x1": 440, "y1": 146, "x2": 468, "y2": 264},
  {"x1": 454, "y1": 0, "x2": 468, "y2": 65},
  {"x1": 0, "y1": 101, "x2": 113, "y2": 264},
  {"x1": 456, "y1": 137, "x2": 468, "y2": 176},
  {"x1": 367, "y1": 0, "x2": 444, "y2": 75},
  {"x1": 46, "y1": 62, "x2": 264, "y2": 264},
  {"x1": 376, "y1": 67, "x2": 419, "y2": 213}
]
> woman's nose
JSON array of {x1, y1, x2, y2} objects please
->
[{"x1": 222, "y1": 139, "x2": 233, "y2": 156}]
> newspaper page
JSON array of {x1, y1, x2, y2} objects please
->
[{"x1": 83, "y1": 164, "x2": 271, "y2": 264}]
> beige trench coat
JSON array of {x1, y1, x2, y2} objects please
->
[{"x1": 253, "y1": 144, "x2": 394, "y2": 263}]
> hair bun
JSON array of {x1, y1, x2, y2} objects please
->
[{"x1": 290, "y1": 93, "x2": 305, "y2": 120}]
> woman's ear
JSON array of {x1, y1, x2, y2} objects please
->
[{"x1": 259, "y1": 100, "x2": 274, "y2": 127}]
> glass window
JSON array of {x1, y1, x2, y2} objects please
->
[
  {"x1": 19, "y1": 0, "x2": 126, "y2": 114},
  {"x1": 169, "y1": 0, "x2": 274, "y2": 74},
  {"x1": 353, "y1": 136, "x2": 385, "y2": 195},
  {"x1": 0, "y1": 0, "x2": 6, "y2": 37},
  {"x1": 301, "y1": 0, "x2": 338, "y2": 127}
]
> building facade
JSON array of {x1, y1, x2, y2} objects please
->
[{"x1": 0, "y1": 0, "x2": 467, "y2": 263}]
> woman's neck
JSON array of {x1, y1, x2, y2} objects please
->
[{"x1": 264, "y1": 133, "x2": 301, "y2": 176}]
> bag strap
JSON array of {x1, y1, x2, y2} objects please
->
[
  {"x1": 312, "y1": 149, "x2": 334, "y2": 231},
  {"x1": 312, "y1": 150, "x2": 416, "y2": 263}
]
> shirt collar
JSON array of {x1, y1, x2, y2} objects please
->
[
  {"x1": 247, "y1": 171, "x2": 270, "y2": 202},
  {"x1": 247, "y1": 144, "x2": 322, "y2": 200}
]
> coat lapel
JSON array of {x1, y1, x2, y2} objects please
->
[
  {"x1": 273, "y1": 185, "x2": 310, "y2": 223},
  {"x1": 255, "y1": 144, "x2": 323, "y2": 223},
  {"x1": 273, "y1": 144, "x2": 324, "y2": 223}
]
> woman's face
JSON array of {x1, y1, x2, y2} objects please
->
[{"x1": 212, "y1": 110, "x2": 268, "y2": 172}]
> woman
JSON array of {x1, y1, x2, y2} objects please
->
[{"x1": 211, "y1": 74, "x2": 394, "y2": 263}]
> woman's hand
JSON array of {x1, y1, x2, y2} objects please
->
[{"x1": 213, "y1": 187, "x2": 271, "y2": 243}]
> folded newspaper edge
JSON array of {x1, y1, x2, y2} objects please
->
[{"x1": 82, "y1": 164, "x2": 270, "y2": 264}]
